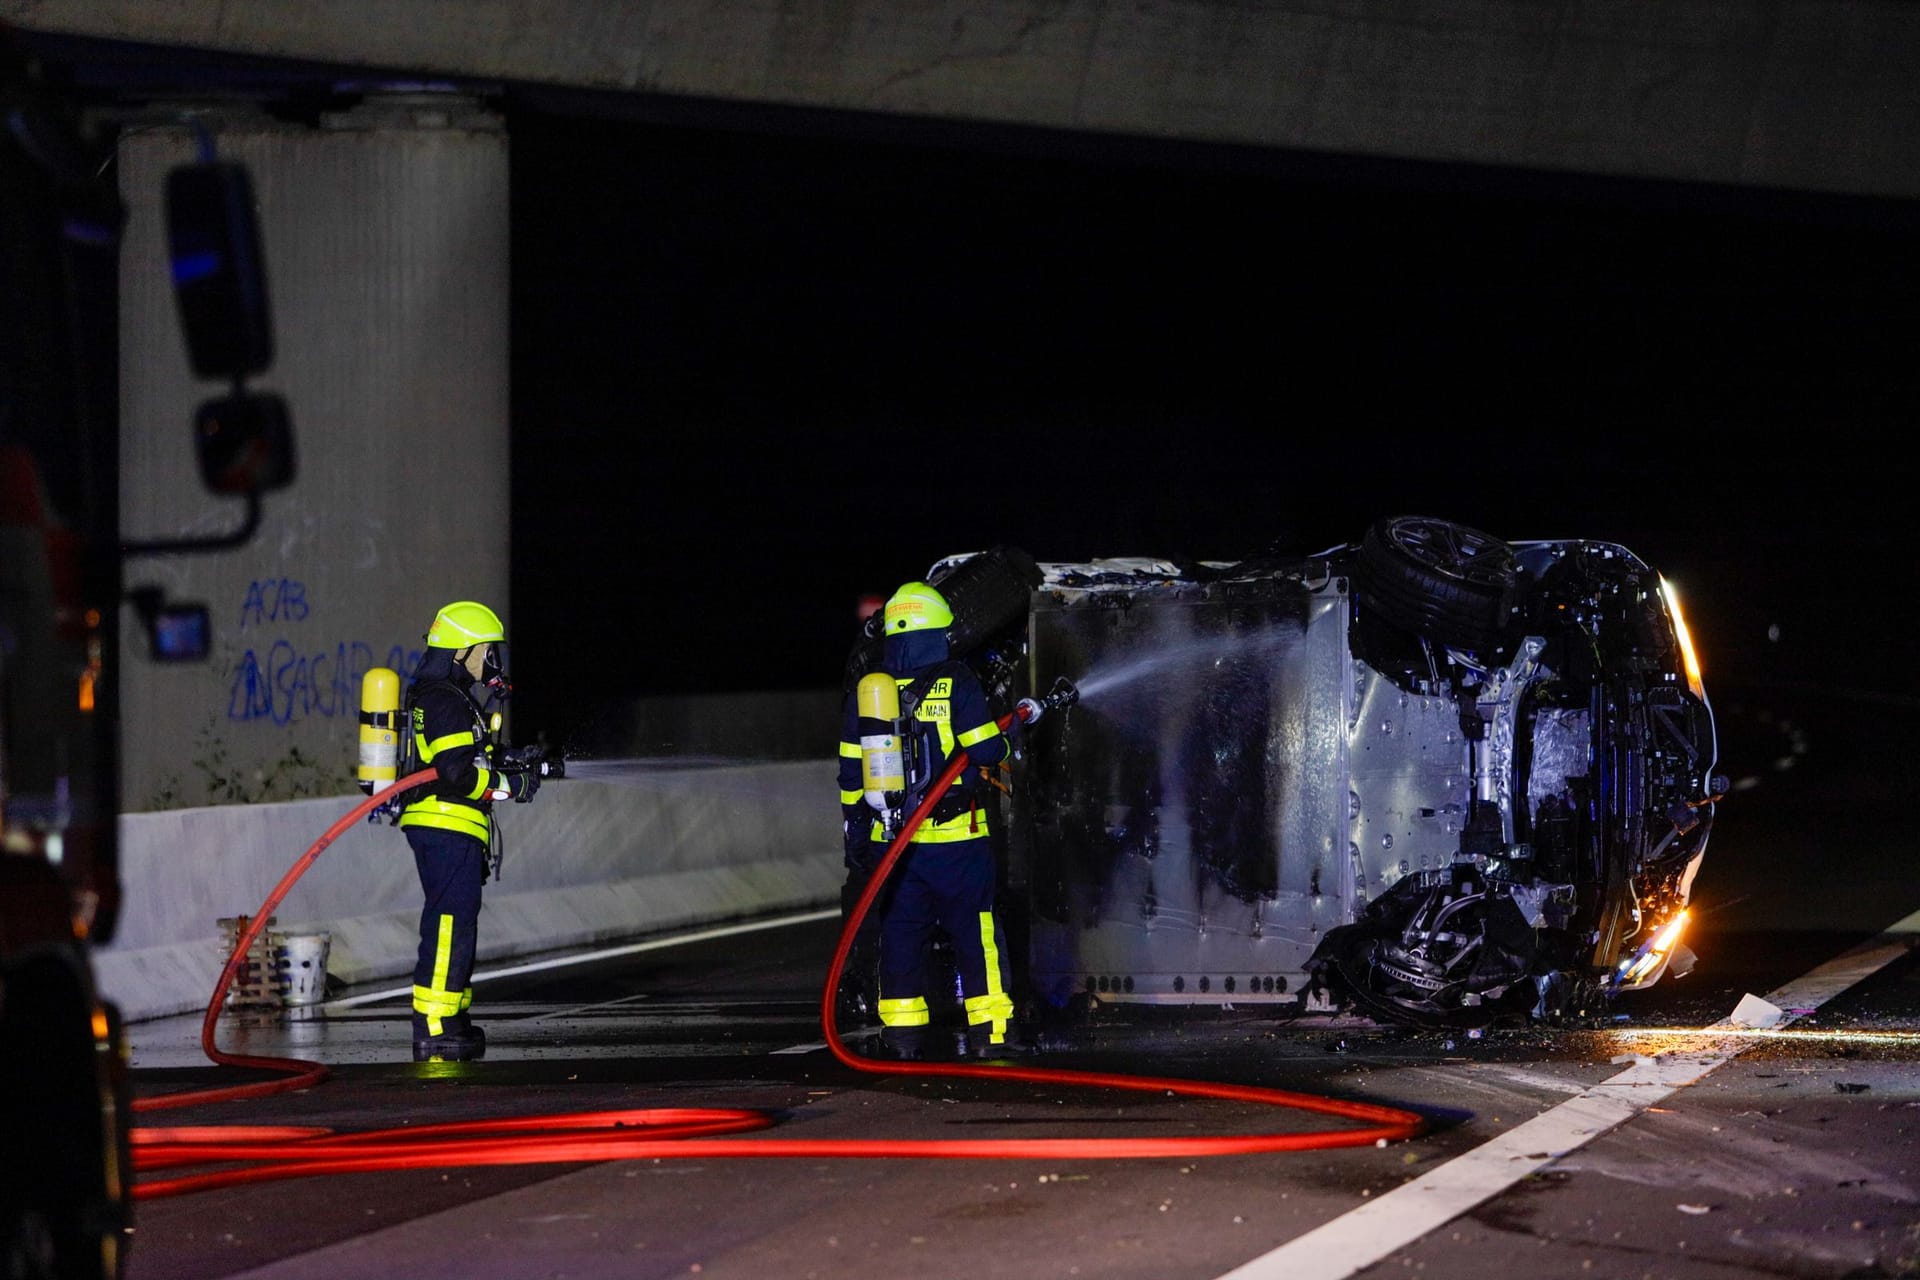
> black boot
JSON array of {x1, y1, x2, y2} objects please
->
[
  {"x1": 964, "y1": 1025, "x2": 1035, "y2": 1060},
  {"x1": 878, "y1": 1026, "x2": 928, "y2": 1061},
  {"x1": 413, "y1": 1020, "x2": 486, "y2": 1062}
]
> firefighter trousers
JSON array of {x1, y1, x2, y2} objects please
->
[
  {"x1": 407, "y1": 825, "x2": 484, "y2": 1037},
  {"x1": 877, "y1": 835, "x2": 1015, "y2": 1049}
]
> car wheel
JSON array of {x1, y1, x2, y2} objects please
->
[{"x1": 1355, "y1": 515, "x2": 1518, "y2": 652}]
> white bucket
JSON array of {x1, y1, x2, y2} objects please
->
[{"x1": 281, "y1": 932, "x2": 332, "y2": 1006}]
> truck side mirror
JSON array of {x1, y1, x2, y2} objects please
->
[
  {"x1": 194, "y1": 390, "x2": 294, "y2": 494},
  {"x1": 123, "y1": 155, "x2": 296, "y2": 556},
  {"x1": 165, "y1": 161, "x2": 273, "y2": 380}
]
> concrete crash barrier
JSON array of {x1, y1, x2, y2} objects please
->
[{"x1": 95, "y1": 760, "x2": 842, "y2": 1023}]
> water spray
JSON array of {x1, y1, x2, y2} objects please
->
[{"x1": 1070, "y1": 625, "x2": 1297, "y2": 703}]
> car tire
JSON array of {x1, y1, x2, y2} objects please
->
[{"x1": 1354, "y1": 515, "x2": 1518, "y2": 652}]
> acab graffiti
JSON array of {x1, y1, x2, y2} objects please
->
[
  {"x1": 239, "y1": 576, "x2": 310, "y2": 627},
  {"x1": 227, "y1": 578, "x2": 422, "y2": 725}
]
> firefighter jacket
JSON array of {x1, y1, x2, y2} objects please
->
[
  {"x1": 839, "y1": 629, "x2": 1008, "y2": 845},
  {"x1": 398, "y1": 676, "x2": 502, "y2": 843}
]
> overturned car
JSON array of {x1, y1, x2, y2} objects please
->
[{"x1": 855, "y1": 516, "x2": 1725, "y2": 1029}]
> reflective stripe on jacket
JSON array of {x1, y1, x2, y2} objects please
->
[{"x1": 398, "y1": 680, "x2": 497, "y2": 841}]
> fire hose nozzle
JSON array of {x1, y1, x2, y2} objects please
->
[
  {"x1": 1016, "y1": 676, "x2": 1081, "y2": 725},
  {"x1": 502, "y1": 745, "x2": 566, "y2": 779}
]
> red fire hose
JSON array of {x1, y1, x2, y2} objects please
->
[
  {"x1": 129, "y1": 723, "x2": 1426, "y2": 1199},
  {"x1": 131, "y1": 769, "x2": 449, "y2": 1114}
]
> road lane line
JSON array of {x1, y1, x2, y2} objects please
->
[
  {"x1": 1475, "y1": 1066, "x2": 1593, "y2": 1096},
  {"x1": 528, "y1": 993, "x2": 652, "y2": 1022},
  {"x1": 319, "y1": 909, "x2": 840, "y2": 1009},
  {"x1": 1215, "y1": 905, "x2": 1920, "y2": 1280},
  {"x1": 774, "y1": 1027, "x2": 881, "y2": 1054}
]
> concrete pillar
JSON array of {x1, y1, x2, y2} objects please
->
[{"x1": 117, "y1": 93, "x2": 508, "y2": 811}]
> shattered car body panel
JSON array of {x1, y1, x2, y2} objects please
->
[{"x1": 936, "y1": 518, "x2": 1722, "y2": 1027}]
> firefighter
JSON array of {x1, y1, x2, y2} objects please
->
[
  {"x1": 399, "y1": 600, "x2": 539, "y2": 1061},
  {"x1": 836, "y1": 581, "x2": 1025, "y2": 1059}
]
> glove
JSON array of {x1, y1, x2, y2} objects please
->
[
  {"x1": 843, "y1": 803, "x2": 875, "y2": 868},
  {"x1": 507, "y1": 769, "x2": 541, "y2": 804}
]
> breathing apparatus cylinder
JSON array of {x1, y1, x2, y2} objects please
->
[
  {"x1": 356, "y1": 667, "x2": 401, "y2": 794},
  {"x1": 855, "y1": 672, "x2": 905, "y2": 813}
]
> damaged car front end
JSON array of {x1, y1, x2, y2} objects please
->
[{"x1": 906, "y1": 517, "x2": 1724, "y2": 1029}]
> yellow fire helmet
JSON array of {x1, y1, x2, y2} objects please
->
[
  {"x1": 426, "y1": 600, "x2": 505, "y2": 649},
  {"x1": 883, "y1": 582, "x2": 953, "y2": 635}
]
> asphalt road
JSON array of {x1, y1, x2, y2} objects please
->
[{"x1": 121, "y1": 683, "x2": 1920, "y2": 1280}]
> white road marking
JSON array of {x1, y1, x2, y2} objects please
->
[
  {"x1": 318, "y1": 909, "x2": 841, "y2": 1010},
  {"x1": 1214, "y1": 905, "x2": 1920, "y2": 1280},
  {"x1": 1467, "y1": 1065, "x2": 1593, "y2": 1097},
  {"x1": 528, "y1": 993, "x2": 651, "y2": 1022},
  {"x1": 774, "y1": 1027, "x2": 881, "y2": 1054}
]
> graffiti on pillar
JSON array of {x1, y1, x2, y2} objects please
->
[
  {"x1": 238, "y1": 577, "x2": 310, "y2": 627},
  {"x1": 224, "y1": 578, "x2": 423, "y2": 725},
  {"x1": 144, "y1": 578, "x2": 433, "y2": 807},
  {"x1": 227, "y1": 638, "x2": 377, "y2": 724}
]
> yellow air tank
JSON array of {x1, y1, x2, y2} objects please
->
[
  {"x1": 357, "y1": 667, "x2": 400, "y2": 794},
  {"x1": 856, "y1": 671, "x2": 905, "y2": 810}
]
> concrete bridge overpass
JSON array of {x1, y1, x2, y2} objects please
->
[{"x1": 7, "y1": 0, "x2": 1919, "y2": 200}]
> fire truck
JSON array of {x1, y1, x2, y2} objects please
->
[{"x1": 2, "y1": 27, "x2": 292, "y2": 1278}]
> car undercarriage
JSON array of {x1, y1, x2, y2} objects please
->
[{"x1": 904, "y1": 516, "x2": 1724, "y2": 1029}]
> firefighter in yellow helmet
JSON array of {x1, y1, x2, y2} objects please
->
[
  {"x1": 399, "y1": 600, "x2": 540, "y2": 1061},
  {"x1": 836, "y1": 581, "x2": 1024, "y2": 1059}
]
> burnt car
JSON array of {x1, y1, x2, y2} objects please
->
[{"x1": 853, "y1": 516, "x2": 1724, "y2": 1030}]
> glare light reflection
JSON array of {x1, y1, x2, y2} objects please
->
[
  {"x1": 1660, "y1": 575, "x2": 1705, "y2": 696},
  {"x1": 1618, "y1": 909, "x2": 1689, "y2": 985}
]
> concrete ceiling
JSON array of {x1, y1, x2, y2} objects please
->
[{"x1": 4, "y1": 0, "x2": 1918, "y2": 201}]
